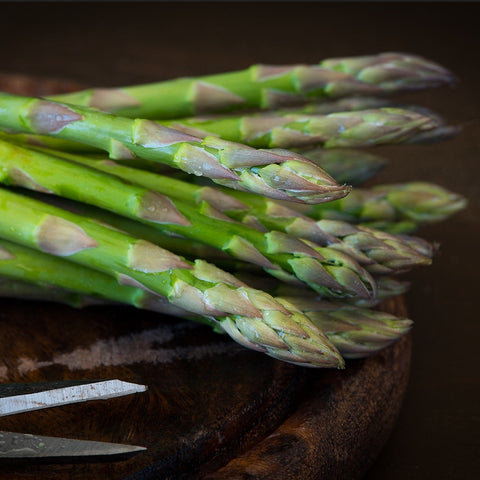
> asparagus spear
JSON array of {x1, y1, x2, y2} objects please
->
[
  {"x1": 180, "y1": 146, "x2": 387, "y2": 186},
  {"x1": 47, "y1": 52, "x2": 454, "y2": 119},
  {"x1": 41, "y1": 149, "x2": 433, "y2": 276},
  {"x1": 0, "y1": 129, "x2": 387, "y2": 189},
  {"x1": 300, "y1": 222, "x2": 434, "y2": 276},
  {"x1": 0, "y1": 92, "x2": 348, "y2": 204},
  {"x1": 0, "y1": 96, "x2": 456, "y2": 155},
  {"x1": 230, "y1": 269, "x2": 410, "y2": 308},
  {"x1": 24, "y1": 190, "x2": 232, "y2": 263},
  {"x1": 0, "y1": 140, "x2": 376, "y2": 299},
  {"x1": 0, "y1": 196, "x2": 344, "y2": 368},
  {"x1": 273, "y1": 98, "x2": 459, "y2": 145},
  {"x1": 286, "y1": 182, "x2": 467, "y2": 230},
  {"x1": 275, "y1": 297, "x2": 412, "y2": 359},
  {"x1": 162, "y1": 107, "x2": 440, "y2": 149},
  {"x1": 0, "y1": 237, "x2": 198, "y2": 317},
  {"x1": 0, "y1": 274, "x2": 411, "y2": 360},
  {"x1": 128, "y1": 146, "x2": 388, "y2": 187}
]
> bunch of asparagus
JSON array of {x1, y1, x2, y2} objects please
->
[{"x1": 0, "y1": 52, "x2": 466, "y2": 368}]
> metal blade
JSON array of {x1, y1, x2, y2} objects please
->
[
  {"x1": 0, "y1": 431, "x2": 146, "y2": 464},
  {"x1": 0, "y1": 380, "x2": 147, "y2": 416},
  {"x1": 0, "y1": 379, "x2": 106, "y2": 398}
]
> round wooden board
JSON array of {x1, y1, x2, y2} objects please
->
[
  {"x1": 0, "y1": 297, "x2": 410, "y2": 480},
  {"x1": 0, "y1": 74, "x2": 412, "y2": 479}
]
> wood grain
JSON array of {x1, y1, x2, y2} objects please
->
[
  {"x1": 203, "y1": 297, "x2": 410, "y2": 480},
  {"x1": 0, "y1": 74, "x2": 411, "y2": 480},
  {"x1": 0, "y1": 297, "x2": 410, "y2": 480},
  {"x1": 0, "y1": 300, "x2": 307, "y2": 479}
]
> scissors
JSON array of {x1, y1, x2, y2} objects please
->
[{"x1": 0, "y1": 379, "x2": 147, "y2": 464}]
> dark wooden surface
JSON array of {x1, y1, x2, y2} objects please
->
[
  {"x1": 0, "y1": 296, "x2": 409, "y2": 480},
  {"x1": 0, "y1": 2, "x2": 478, "y2": 479},
  {"x1": 0, "y1": 299, "x2": 303, "y2": 479}
]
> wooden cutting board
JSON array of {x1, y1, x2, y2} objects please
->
[{"x1": 0, "y1": 74, "x2": 412, "y2": 480}]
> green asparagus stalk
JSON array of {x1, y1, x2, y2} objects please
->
[
  {"x1": 0, "y1": 237, "x2": 196, "y2": 317},
  {"x1": 0, "y1": 140, "x2": 377, "y2": 299},
  {"x1": 21, "y1": 189, "x2": 232, "y2": 263},
  {"x1": 0, "y1": 274, "x2": 411, "y2": 360},
  {"x1": 286, "y1": 182, "x2": 467, "y2": 229},
  {"x1": 158, "y1": 96, "x2": 454, "y2": 149},
  {"x1": 0, "y1": 92, "x2": 348, "y2": 204},
  {"x1": 162, "y1": 107, "x2": 440, "y2": 149},
  {"x1": 40, "y1": 148, "x2": 433, "y2": 276},
  {"x1": 0, "y1": 126, "x2": 387, "y2": 187},
  {"x1": 0, "y1": 195, "x2": 345, "y2": 368},
  {"x1": 48, "y1": 52, "x2": 454, "y2": 119}
]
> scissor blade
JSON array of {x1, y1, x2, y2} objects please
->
[
  {"x1": 0, "y1": 379, "x2": 107, "y2": 398},
  {"x1": 0, "y1": 380, "x2": 147, "y2": 416},
  {"x1": 0, "y1": 431, "x2": 146, "y2": 464}
]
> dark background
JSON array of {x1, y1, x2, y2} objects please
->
[{"x1": 1, "y1": 2, "x2": 478, "y2": 479}]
